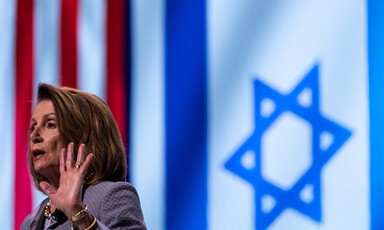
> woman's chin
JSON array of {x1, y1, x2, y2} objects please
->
[{"x1": 34, "y1": 162, "x2": 57, "y2": 177}]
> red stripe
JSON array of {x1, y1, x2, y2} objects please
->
[
  {"x1": 60, "y1": 0, "x2": 78, "y2": 88},
  {"x1": 14, "y1": 0, "x2": 34, "y2": 228},
  {"x1": 107, "y1": 0, "x2": 126, "y2": 145}
]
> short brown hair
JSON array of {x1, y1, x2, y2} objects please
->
[{"x1": 28, "y1": 83, "x2": 127, "y2": 191}]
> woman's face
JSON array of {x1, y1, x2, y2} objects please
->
[{"x1": 29, "y1": 100, "x2": 65, "y2": 178}]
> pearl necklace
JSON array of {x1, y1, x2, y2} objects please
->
[{"x1": 44, "y1": 200, "x2": 52, "y2": 219}]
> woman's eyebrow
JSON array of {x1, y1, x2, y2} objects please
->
[{"x1": 30, "y1": 112, "x2": 56, "y2": 123}]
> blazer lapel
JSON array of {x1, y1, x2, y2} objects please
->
[{"x1": 30, "y1": 198, "x2": 49, "y2": 230}]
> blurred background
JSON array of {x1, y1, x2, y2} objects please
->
[{"x1": 0, "y1": 0, "x2": 382, "y2": 229}]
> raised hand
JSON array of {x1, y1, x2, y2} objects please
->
[{"x1": 40, "y1": 142, "x2": 94, "y2": 220}]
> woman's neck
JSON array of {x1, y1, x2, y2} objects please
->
[{"x1": 41, "y1": 169, "x2": 60, "y2": 191}]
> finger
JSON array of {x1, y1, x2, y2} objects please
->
[
  {"x1": 75, "y1": 143, "x2": 85, "y2": 167},
  {"x1": 59, "y1": 148, "x2": 66, "y2": 172},
  {"x1": 66, "y1": 142, "x2": 74, "y2": 169},
  {"x1": 40, "y1": 181, "x2": 55, "y2": 196},
  {"x1": 79, "y1": 153, "x2": 94, "y2": 174}
]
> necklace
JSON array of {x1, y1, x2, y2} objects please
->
[
  {"x1": 84, "y1": 172, "x2": 94, "y2": 183},
  {"x1": 44, "y1": 200, "x2": 52, "y2": 219}
]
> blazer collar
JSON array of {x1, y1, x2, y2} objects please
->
[{"x1": 30, "y1": 198, "x2": 49, "y2": 230}]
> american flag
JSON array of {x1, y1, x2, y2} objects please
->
[
  {"x1": 1, "y1": 0, "x2": 384, "y2": 230},
  {"x1": 0, "y1": 0, "x2": 130, "y2": 229}
]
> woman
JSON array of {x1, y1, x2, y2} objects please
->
[{"x1": 21, "y1": 84, "x2": 146, "y2": 230}]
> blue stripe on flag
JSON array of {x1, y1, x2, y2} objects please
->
[
  {"x1": 125, "y1": 0, "x2": 132, "y2": 181},
  {"x1": 368, "y1": 0, "x2": 384, "y2": 229},
  {"x1": 165, "y1": 0, "x2": 207, "y2": 229}
]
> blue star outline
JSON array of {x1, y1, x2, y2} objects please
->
[{"x1": 224, "y1": 64, "x2": 352, "y2": 229}]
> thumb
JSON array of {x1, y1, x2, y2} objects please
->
[{"x1": 40, "y1": 181, "x2": 55, "y2": 196}]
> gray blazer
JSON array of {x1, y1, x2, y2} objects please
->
[{"x1": 21, "y1": 181, "x2": 147, "y2": 230}]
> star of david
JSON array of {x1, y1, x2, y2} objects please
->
[{"x1": 224, "y1": 64, "x2": 352, "y2": 230}]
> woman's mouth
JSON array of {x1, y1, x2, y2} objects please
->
[{"x1": 32, "y1": 149, "x2": 46, "y2": 159}]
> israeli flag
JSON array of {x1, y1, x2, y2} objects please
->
[{"x1": 131, "y1": 0, "x2": 377, "y2": 229}]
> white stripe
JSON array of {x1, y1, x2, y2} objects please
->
[
  {"x1": 131, "y1": 0, "x2": 165, "y2": 229},
  {"x1": 33, "y1": 0, "x2": 60, "y2": 208},
  {"x1": 208, "y1": 2, "x2": 255, "y2": 230},
  {"x1": 0, "y1": 0, "x2": 16, "y2": 228},
  {"x1": 78, "y1": 0, "x2": 106, "y2": 100},
  {"x1": 34, "y1": 0, "x2": 60, "y2": 94}
]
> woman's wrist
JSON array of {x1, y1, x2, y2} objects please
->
[
  {"x1": 65, "y1": 202, "x2": 87, "y2": 218},
  {"x1": 72, "y1": 213, "x2": 95, "y2": 230},
  {"x1": 68, "y1": 204, "x2": 96, "y2": 230}
]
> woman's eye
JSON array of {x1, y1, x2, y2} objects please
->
[{"x1": 47, "y1": 123, "x2": 56, "y2": 129}]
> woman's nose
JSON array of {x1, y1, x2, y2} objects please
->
[{"x1": 31, "y1": 128, "x2": 43, "y2": 143}]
